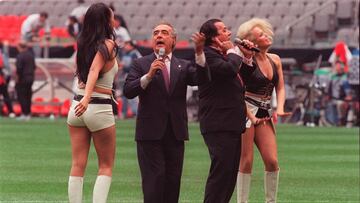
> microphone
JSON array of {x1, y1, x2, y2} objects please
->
[
  {"x1": 158, "y1": 47, "x2": 165, "y2": 59},
  {"x1": 234, "y1": 38, "x2": 260, "y2": 53},
  {"x1": 156, "y1": 48, "x2": 166, "y2": 74}
]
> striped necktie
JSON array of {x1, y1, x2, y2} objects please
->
[{"x1": 161, "y1": 56, "x2": 170, "y2": 92}]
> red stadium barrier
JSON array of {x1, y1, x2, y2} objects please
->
[
  {"x1": 44, "y1": 97, "x2": 62, "y2": 116},
  {"x1": 0, "y1": 15, "x2": 72, "y2": 45},
  {"x1": 0, "y1": 15, "x2": 25, "y2": 43},
  {"x1": 60, "y1": 99, "x2": 71, "y2": 117},
  {"x1": 31, "y1": 97, "x2": 49, "y2": 116}
]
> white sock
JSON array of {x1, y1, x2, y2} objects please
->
[
  {"x1": 68, "y1": 176, "x2": 83, "y2": 203},
  {"x1": 265, "y1": 169, "x2": 280, "y2": 203},
  {"x1": 93, "y1": 175, "x2": 112, "y2": 203},
  {"x1": 237, "y1": 172, "x2": 251, "y2": 203}
]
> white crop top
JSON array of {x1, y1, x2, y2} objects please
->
[{"x1": 76, "y1": 60, "x2": 118, "y2": 98}]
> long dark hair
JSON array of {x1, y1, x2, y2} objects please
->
[
  {"x1": 200, "y1": 19, "x2": 222, "y2": 46},
  {"x1": 76, "y1": 3, "x2": 117, "y2": 83}
]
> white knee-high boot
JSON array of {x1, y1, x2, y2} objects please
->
[
  {"x1": 68, "y1": 176, "x2": 84, "y2": 203},
  {"x1": 237, "y1": 172, "x2": 251, "y2": 203},
  {"x1": 93, "y1": 175, "x2": 112, "y2": 203},
  {"x1": 264, "y1": 169, "x2": 280, "y2": 203}
]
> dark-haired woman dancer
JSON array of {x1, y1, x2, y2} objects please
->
[{"x1": 66, "y1": 3, "x2": 118, "y2": 203}]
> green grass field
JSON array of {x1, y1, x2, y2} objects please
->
[{"x1": 0, "y1": 118, "x2": 359, "y2": 203}]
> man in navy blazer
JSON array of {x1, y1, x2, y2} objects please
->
[
  {"x1": 198, "y1": 19, "x2": 255, "y2": 203},
  {"x1": 123, "y1": 22, "x2": 209, "y2": 203}
]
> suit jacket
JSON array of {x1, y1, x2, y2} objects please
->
[
  {"x1": 198, "y1": 46, "x2": 248, "y2": 135},
  {"x1": 16, "y1": 50, "x2": 36, "y2": 83},
  {"x1": 124, "y1": 53, "x2": 209, "y2": 141}
]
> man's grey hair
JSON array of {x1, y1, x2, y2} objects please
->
[{"x1": 152, "y1": 21, "x2": 177, "y2": 38}]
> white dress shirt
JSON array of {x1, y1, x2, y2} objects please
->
[
  {"x1": 114, "y1": 26, "x2": 131, "y2": 43},
  {"x1": 21, "y1": 14, "x2": 50, "y2": 36},
  {"x1": 140, "y1": 52, "x2": 206, "y2": 89}
]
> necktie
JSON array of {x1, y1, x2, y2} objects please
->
[{"x1": 161, "y1": 56, "x2": 170, "y2": 92}]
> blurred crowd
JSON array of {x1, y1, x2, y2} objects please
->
[
  {"x1": 282, "y1": 41, "x2": 359, "y2": 127},
  {"x1": 325, "y1": 42, "x2": 359, "y2": 127}
]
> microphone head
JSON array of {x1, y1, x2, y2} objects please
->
[
  {"x1": 159, "y1": 48, "x2": 165, "y2": 57},
  {"x1": 234, "y1": 38, "x2": 260, "y2": 53},
  {"x1": 234, "y1": 38, "x2": 242, "y2": 45}
]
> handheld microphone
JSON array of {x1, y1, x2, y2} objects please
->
[
  {"x1": 158, "y1": 47, "x2": 165, "y2": 59},
  {"x1": 234, "y1": 38, "x2": 260, "y2": 53},
  {"x1": 156, "y1": 48, "x2": 166, "y2": 74}
]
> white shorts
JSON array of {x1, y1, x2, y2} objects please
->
[{"x1": 67, "y1": 100, "x2": 115, "y2": 132}]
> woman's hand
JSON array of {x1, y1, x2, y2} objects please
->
[
  {"x1": 74, "y1": 97, "x2": 90, "y2": 117},
  {"x1": 251, "y1": 116, "x2": 271, "y2": 126},
  {"x1": 78, "y1": 82, "x2": 86, "y2": 89},
  {"x1": 276, "y1": 109, "x2": 292, "y2": 117},
  {"x1": 273, "y1": 109, "x2": 292, "y2": 121}
]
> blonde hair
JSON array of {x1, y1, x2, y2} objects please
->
[{"x1": 236, "y1": 18, "x2": 274, "y2": 42}]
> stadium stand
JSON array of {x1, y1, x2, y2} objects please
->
[
  {"x1": 0, "y1": 0, "x2": 358, "y2": 47},
  {"x1": 0, "y1": 0, "x2": 358, "y2": 119}
]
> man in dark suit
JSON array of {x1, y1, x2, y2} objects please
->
[
  {"x1": 15, "y1": 41, "x2": 36, "y2": 121},
  {"x1": 123, "y1": 22, "x2": 209, "y2": 203},
  {"x1": 198, "y1": 19, "x2": 255, "y2": 203}
]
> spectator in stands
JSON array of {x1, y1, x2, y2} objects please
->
[
  {"x1": 67, "y1": 16, "x2": 82, "y2": 39},
  {"x1": 108, "y1": 7, "x2": 130, "y2": 119},
  {"x1": 0, "y1": 41, "x2": 15, "y2": 118},
  {"x1": 20, "y1": 12, "x2": 50, "y2": 58},
  {"x1": 116, "y1": 15, "x2": 128, "y2": 30},
  {"x1": 235, "y1": 18, "x2": 290, "y2": 203},
  {"x1": 20, "y1": 12, "x2": 50, "y2": 42},
  {"x1": 119, "y1": 40, "x2": 141, "y2": 119},
  {"x1": 328, "y1": 41, "x2": 352, "y2": 73},
  {"x1": 66, "y1": 3, "x2": 118, "y2": 203},
  {"x1": 109, "y1": 3, "x2": 128, "y2": 30},
  {"x1": 197, "y1": 19, "x2": 254, "y2": 203},
  {"x1": 348, "y1": 48, "x2": 359, "y2": 126},
  {"x1": 70, "y1": 0, "x2": 89, "y2": 24},
  {"x1": 114, "y1": 15, "x2": 131, "y2": 50},
  {"x1": 15, "y1": 41, "x2": 36, "y2": 121},
  {"x1": 123, "y1": 22, "x2": 209, "y2": 203},
  {"x1": 0, "y1": 41, "x2": 11, "y2": 85},
  {"x1": 326, "y1": 60, "x2": 352, "y2": 126}
]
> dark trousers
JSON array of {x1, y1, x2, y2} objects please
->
[
  {"x1": 202, "y1": 132, "x2": 241, "y2": 203},
  {"x1": 137, "y1": 121, "x2": 184, "y2": 203},
  {"x1": 0, "y1": 83, "x2": 13, "y2": 113},
  {"x1": 16, "y1": 82, "x2": 33, "y2": 115}
]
